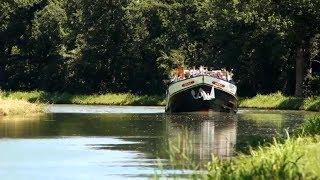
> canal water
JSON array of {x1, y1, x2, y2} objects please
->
[{"x1": 0, "y1": 105, "x2": 319, "y2": 179}]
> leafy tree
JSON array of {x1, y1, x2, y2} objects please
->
[{"x1": 0, "y1": 0, "x2": 320, "y2": 96}]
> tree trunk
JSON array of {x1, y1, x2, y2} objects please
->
[
  {"x1": 294, "y1": 36, "x2": 311, "y2": 97},
  {"x1": 0, "y1": 44, "x2": 6, "y2": 89},
  {"x1": 294, "y1": 44, "x2": 304, "y2": 97}
]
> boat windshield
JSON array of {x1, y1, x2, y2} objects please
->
[{"x1": 170, "y1": 66, "x2": 235, "y2": 84}]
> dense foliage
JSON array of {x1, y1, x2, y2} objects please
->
[{"x1": 1, "y1": 0, "x2": 320, "y2": 96}]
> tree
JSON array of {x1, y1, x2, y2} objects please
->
[
  {"x1": 229, "y1": 0, "x2": 320, "y2": 96},
  {"x1": 0, "y1": 0, "x2": 320, "y2": 96}
]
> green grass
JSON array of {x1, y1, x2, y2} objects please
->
[
  {"x1": 296, "y1": 115, "x2": 320, "y2": 137},
  {"x1": 1, "y1": 91, "x2": 319, "y2": 111},
  {"x1": 207, "y1": 116, "x2": 320, "y2": 179},
  {"x1": 207, "y1": 136, "x2": 320, "y2": 179},
  {"x1": 161, "y1": 116, "x2": 320, "y2": 179},
  {"x1": 239, "y1": 92, "x2": 320, "y2": 111},
  {"x1": 0, "y1": 91, "x2": 166, "y2": 106}
]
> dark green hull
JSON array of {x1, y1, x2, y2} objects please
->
[{"x1": 165, "y1": 84, "x2": 237, "y2": 113}]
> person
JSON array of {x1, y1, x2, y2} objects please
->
[
  {"x1": 184, "y1": 69, "x2": 190, "y2": 78},
  {"x1": 189, "y1": 68, "x2": 193, "y2": 77},
  {"x1": 170, "y1": 70, "x2": 178, "y2": 82},
  {"x1": 199, "y1": 66, "x2": 204, "y2": 75},
  {"x1": 227, "y1": 72, "x2": 231, "y2": 82},
  {"x1": 191, "y1": 66, "x2": 196, "y2": 77},
  {"x1": 177, "y1": 66, "x2": 185, "y2": 80}
]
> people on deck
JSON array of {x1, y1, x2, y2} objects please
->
[{"x1": 172, "y1": 66, "x2": 234, "y2": 83}]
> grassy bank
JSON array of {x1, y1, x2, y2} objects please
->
[
  {"x1": 240, "y1": 92, "x2": 320, "y2": 111},
  {"x1": 0, "y1": 98, "x2": 44, "y2": 116},
  {"x1": 0, "y1": 91, "x2": 166, "y2": 106},
  {"x1": 207, "y1": 116, "x2": 320, "y2": 179},
  {"x1": 207, "y1": 136, "x2": 320, "y2": 179},
  {"x1": 1, "y1": 91, "x2": 320, "y2": 111},
  {"x1": 163, "y1": 116, "x2": 320, "y2": 179}
]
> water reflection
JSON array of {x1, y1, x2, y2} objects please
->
[
  {"x1": 0, "y1": 108, "x2": 318, "y2": 179},
  {"x1": 235, "y1": 110, "x2": 308, "y2": 152},
  {"x1": 165, "y1": 113, "x2": 237, "y2": 160},
  {"x1": 0, "y1": 115, "x2": 43, "y2": 138}
]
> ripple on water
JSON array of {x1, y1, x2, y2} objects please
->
[{"x1": 0, "y1": 106, "x2": 319, "y2": 179}]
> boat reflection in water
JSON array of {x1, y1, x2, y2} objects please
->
[{"x1": 164, "y1": 112, "x2": 237, "y2": 161}]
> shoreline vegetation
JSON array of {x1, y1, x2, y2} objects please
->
[
  {"x1": 208, "y1": 116, "x2": 320, "y2": 179},
  {"x1": 1, "y1": 91, "x2": 319, "y2": 111},
  {"x1": 0, "y1": 98, "x2": 44, "y2": 116},
  {"x1": 0, "y1": 91, "x2": 166, "y2": 106},
  {"x1": 239, "y1": 92, "x2": 320, "y2": 111},
  {"x1": 163, "y1": 116, "x2": 320, "y2": 179}
]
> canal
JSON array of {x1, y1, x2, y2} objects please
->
[{"x1": 0, "y1": 105, "x2": 319, "y2": 179}]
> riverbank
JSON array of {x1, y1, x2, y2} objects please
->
[
  {"x1": 1, "y1": 91, "x2": 319, "y2": 111},
  {"x1": 164, "y1": 116, "x2": 320, "y2": 179},
  {"x1": 206, "y1": 116, "x2": 320, "y2": 179},
  {"x1": 0, "y1": 91, "x2": 165, "y2": 106},
  {"x1": 0, "y1": 98, "x2": 44, "y2": 116},
  {"x1": 239, "y1": 92, "x2": 320, "y2": 111}
]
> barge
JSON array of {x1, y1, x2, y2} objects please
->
[{"x1": 165, "y1": 67, "x2": 238, "y2": 113}]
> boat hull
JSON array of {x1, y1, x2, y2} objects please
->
[{"x1": 165, "y1": 76, "x2": 238, "y2": 113}]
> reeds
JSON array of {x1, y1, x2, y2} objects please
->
[
  {"x1": 297, "y1": 116, "x2": 320, "y2": 136},
  {"x1": 0, "y1": 98, "x2": 44, "y2": 116},
  {"x1": 160, "y1": 116, "x2": 320, "y2": 179},
  {"x1": 208, "y1": 137, "x2": 311, "y2": 179},
  {"x1": 155, "y1": 129, "x2": 206, "y2": 179}
]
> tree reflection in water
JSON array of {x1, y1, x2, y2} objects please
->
[{"x1": 164, "y1": 112, "x2": 237, "y2": 165}]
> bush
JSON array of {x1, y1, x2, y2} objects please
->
[
  {"x1": 297, "y1": 116, "x2": 320, "y2": 136},
  {"x1": 303, "y1": 75, "x2": 320, "y2": 97}
]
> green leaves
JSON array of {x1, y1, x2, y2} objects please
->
[
  {"x1": 1, "y1": 0, "x2": 320, "y2": 96},
  {"x1": 31, "y1": 1, "x2": 68, "y2": 56}
]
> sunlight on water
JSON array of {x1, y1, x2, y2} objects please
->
[
  {"x1": 0, "y1": 106, "x2": 319, "y2": 179},
  {"x1": 47, "y1": 104, "x2": 164, "y2": 114}
]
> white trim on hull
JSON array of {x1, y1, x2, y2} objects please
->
[
  {"x1": 168, "y1": 76, "x2": 237, "y2": 98},
  {"x1": 165, "y1": 75, "x2": 238, "y2": 113}
]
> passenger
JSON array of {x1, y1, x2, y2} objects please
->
[
  {"x1": 218, "y1": 71, "x2": 222, "y2": 79},
  {"x1": 214, "y1": 71, "x2": 218, "y2": 78},
  {"x1": 191, "y1": 67, "x2": 196, "y2": 77},
  {"x1": 229, "y1": 69, "x2": 234, "y2": 82},
  {"x1": 185, "y1": 70, "x2": 190, "y2": 78},
  {"x1": 189, "y1": 69, "x2": 193, "y2": 77},
  {"x1": 193, "y1": 69, "x2": 198, "y2": 77},
  {"x1": 203, "y1": 67, "x2": 208, "y2": 75},
  {"x1": 177, "y1": 67, "x2": 185, "y2": 80},
  {"x1": 199, "y1": 66, "x2": 204, "y2": 75},
  {"x1": 222, "y1": 75, "x2": 226, "y2": 81}
]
